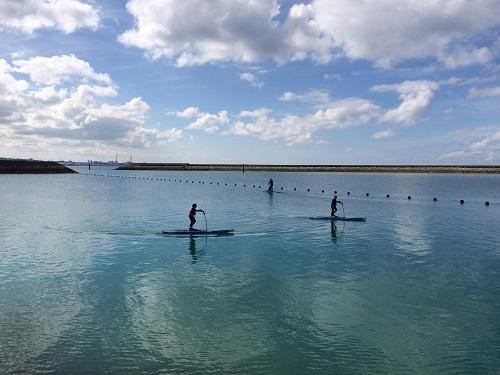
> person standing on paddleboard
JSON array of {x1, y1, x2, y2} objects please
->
[
  {"x1": 189, "y1": 203, "x2": 204, "y2": 231},
  {"x1": 331, "y1": 195, "x2": 341, "y2": 217},
  {"x1": 268, "y1": 178, "x2": 274, "y2": 192}
]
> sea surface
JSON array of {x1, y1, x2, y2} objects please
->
[{"x1": 1, "y1": 167, "x2": 499, "y2": 374}]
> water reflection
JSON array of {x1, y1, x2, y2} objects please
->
[
  {"x1": 189, "y1": 236, "x2": 206, "y2": 263},
  {"x1": 331, "y1": 222, "x2": 337, "y2": 241}
]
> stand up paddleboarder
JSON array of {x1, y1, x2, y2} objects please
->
[
  {"x1": 189, "y1": 203, "x2": 204, "y2": 231},
  {"x1": 268, "y1": 178, "x2": 274, "y2": 192},
  {"x1": 331, "y1": 195, "x2": 341, "y2": 217}
]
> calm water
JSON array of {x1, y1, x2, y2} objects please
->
[{"x1": 1, "y1": 168, "x2": 499, "y2": 374}]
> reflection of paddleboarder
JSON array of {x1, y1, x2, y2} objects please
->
[
  {"x1": 189, "y1": 203, "x2": 204, "y2": 231},
  {"x1": 268, "y1": 178, "x2": 274, "y2": 192},
  {"x1": 331, "y1": 222, "x2": 337, "y2": 240},
  {"x1": 331, "y1": 195, "x2": 341, "y2": 217}
]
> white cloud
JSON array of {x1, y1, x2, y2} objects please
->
[
  {"x1": 440, "y1": 47, "x2": 494, "y2": 69},
  {"x1": 119, "y1": 0, "x2": 332, "y2": 66},
  {"x1": 470, "y1": 130, "x2": 500, "y2": 151},
  {"x1": 117, "y1": 0, "x2": 500, "y2": 69},
  {"x1": 12, "y1": 54, "x2": 111, "y2": 86},
  {"x1": 0, "y1": 56, "x2": 181, "y2": 151},
  {"x1": 173, "y1": 107, "x2": 229, "y2": 133},
  {"x1": 172, "y1": 79, "x2": 439, "y2": 145},
  {"x1": 0, "y1": 0, "x2": 99, "y2": 34},
  {"x1": 324, "y1": 73, "x2": 341, "y2": 81},
  {"x1": 278, "y1": 90, "x2": 330, "y2": 104},
  {"x1": 239, "y1": 108, "x2": 271, "y2": 118},
  {"x1": 373, "y1": 129, "x2": 396, "y2": 140},
  {"x1": 186, "y1": 111, "x2": 229, "y2": 133},
  {"x1": 469, "y1": 86, "x2": 500, "y2": 98},
  {"x1": 372, "y1": 80, "x2": 439, "y2": 125},
  {"x1": 240, "y1": 73, "x2": 263, "y2": 88},
  {"x1": 311, "y1": 0, "x2": 500, "y2": 68},
  {"x1": 173, "y1": 106, "x2": 200, "y2": 118},
  {"x1": 230, "y1": 98, "x2": 380, "y2": 144},
  {"x1": 439, "y1": 129, "x2": 500, "y2": 162}
]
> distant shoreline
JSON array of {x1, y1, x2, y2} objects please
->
[
  {"x1": 0, "y1": 160, "x2": 76, "y2": 174},
  {"x1": 116, "y1": 163, "x2": 500, "y2": 174}
]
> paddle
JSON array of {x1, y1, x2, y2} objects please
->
[
  {"x1": 202, "y1": 210, "x2": 208, "y2": 232},
  {"x1": 340, "y1": 202, "x2": 346, "y2": 217}
]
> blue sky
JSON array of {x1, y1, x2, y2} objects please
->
[{"x1": 1, "y1": 0, "x2": 499, "y2": 164}]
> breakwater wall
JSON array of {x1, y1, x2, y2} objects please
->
[
  {"x1": 116, "y1": 163, "x2": 500, "y2": 174},
  {"x1": 0, "y1": 160, "x2": 77, "y2": 174}
]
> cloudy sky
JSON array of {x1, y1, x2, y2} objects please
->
[{"x1": 1, "y1": 0, "x2": 500, "y2": 164}]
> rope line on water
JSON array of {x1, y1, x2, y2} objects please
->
[{"x1": 76, "y1": 172, "x2": 495, "y2": 206}]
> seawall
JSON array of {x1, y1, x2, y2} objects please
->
[{"x1": 116, "y1": 163, "x2": 500, "y2": 174}]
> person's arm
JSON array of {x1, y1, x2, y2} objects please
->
[{"x1": 196, "y1": 208, "x2": 204, "y2": 212}]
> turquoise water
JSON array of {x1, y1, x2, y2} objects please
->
[{"x1": 1, "y1": 168, "x2": 499, "y2": 374}]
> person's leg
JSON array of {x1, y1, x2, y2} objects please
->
[{"x1": 189, "y1": 216, "x2": 196, "y2": 230}]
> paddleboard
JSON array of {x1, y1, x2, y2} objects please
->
[
  {"x1": 309, "y1": 216, "x2": 366, "y2": 222},
  {"x1": 163, "y1": 229, "x2": 234, "y2": 235}
]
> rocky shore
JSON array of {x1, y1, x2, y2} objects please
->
[
  {"x1": 0, "y1": 159, "x2": 77, "y2": 174},
  {"x1": 116, "y1": 163, "x2": 500, "y2": 174}
]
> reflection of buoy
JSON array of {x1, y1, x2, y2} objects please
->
[
  {"x1": 485, "y1": 201, "x2": 490, "y2": 206},
  {"x1": 460, "y1": 199, "x2": 464, "y2": 204},
  {"x1": 386, "y1": 194, "x2": 390, "y2": 198},
  {"x1": 408, "y1": 196, "x2": 411, "y2": 200},
  {"x1": 433, "y1": 197, "x2": 437, "y2": 201}
]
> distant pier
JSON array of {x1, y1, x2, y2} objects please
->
[{"x1": 116, "y1": 163, "x2": 500, "y2": 174}]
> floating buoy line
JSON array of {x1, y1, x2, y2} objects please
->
[{"x1": 76, "y1": 172, "x2": 495, "y2": 206}]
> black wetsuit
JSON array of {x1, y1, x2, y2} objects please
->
[{"x1": 331, "y1": 198, "x2": 340, "y2": 217}]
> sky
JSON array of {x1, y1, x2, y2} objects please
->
[{"x1": 1, "y1": 0, "x2": 500, "y2": 164}]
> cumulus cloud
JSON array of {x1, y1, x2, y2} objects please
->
[
  {"x1": 230, "y1": 98, "x2": 380, "y2": 144},
  {"x1": 0, "y1": 55, "x2": 181, "y2": 151},
  {"x1": 117, "y1": 0, "x2": 500, "y2": 69},
  {"x1": 119, "y1": 0, "x2": 332, "y2": 66},
  {"x1": 312, "y1": 0, "x2": 500, "y2": 68},
  {"x1": 172, "y1": 79, "x2": 439, "y2": 145},
  {"x1": 372, "y1": 129, "x2": 396, "y2": 140},
  {"x1": 439, "y1": 129, "x2": 500, "y2": 162},
  {"x1": 0, "y1": 0, "x2": 99, "y2": 34},
  {"x1": 469, "y1": 86, "x2": 500, "y2": 98},
  {"x1": 240, "y1": 73, "x2": 263, "y2": 88},
  {"x1": 12, "y1": 54, "x2": 111, "y2": 86},
  {"x1": 172, "y1": 107, "x2": 229, "y2": 133},
  {"x1": 278, "y1": 90, "x2": 330, "y2": 104},
  {"x1": 372, "y1": 80, "x2": 439, "y2": 125}
]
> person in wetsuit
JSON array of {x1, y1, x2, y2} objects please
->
[
  {"x1": 189, "y1": 203, "x2": 204, "y2": 231},
  {"x1": 268, "y1": 178, "x2": 274, "y2": 192},
  {"x1": 331, "y1": 195, "x2": 341, "y2": 217}
]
